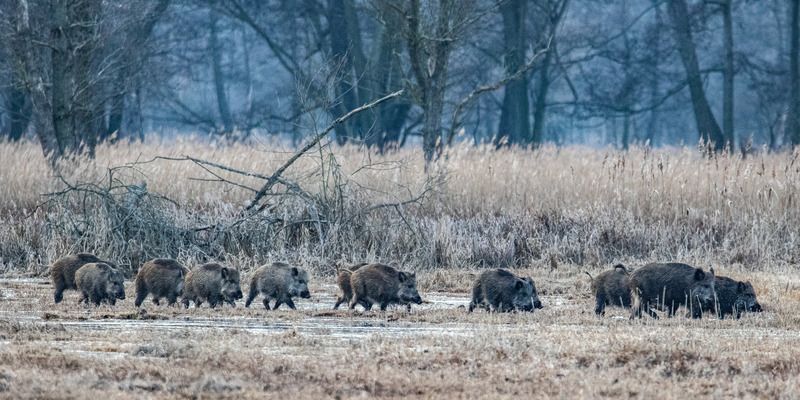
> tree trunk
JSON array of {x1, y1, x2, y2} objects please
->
[
  {"x1": 497, "y1": 0, "x2": 530, "y2": 146},
  {"x1": 3, "y1": 85, "x2": 31, "y2": 141},
  {"x1": 722, "y1": 0, "x2": 735, "y2": 152},
  {"x1": 327, "y1": 0, "x2": 365, "y2": 143},
  {"x1": 667, "y1": 0, "x2": 725, "y2": 153},
  {"x1": 368, "y1": 4, "x2": 409, "y2": 151},
  {"x1": 405, "y1": 0, "x2": 453, "y2": 167},
  {"x1": 531, "y1": 47, "x2": 552, "y2": 146},
  {"x1": 51, "y1": 0, "x2": 82, "y2": 156},
  {"x1": 791, "y1": 0, "x2": 800, "y2": 147},
  {"x1": 646, "y1": 0, "x2": 663, "y2": 146},
  {"x1": 209, "y1": 12, "x2": 234, "y2": 134},
  {"x1": 105, "y1": 77, "x2": 125, "y2": 141},
  {"x1": 72, "y1": 0, "x2": 101, "y2": 157}
]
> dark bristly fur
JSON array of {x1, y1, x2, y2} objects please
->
[
  {"x1": 469, "y1": 269, "x2": 541, "y2": 313},
  {"x1": 589, "y1": 264, "x2": 631, "y2": 316},
  {"x1": 349, "y1": 263, "x2": 422, "y2": 311},
  {"x1": 334, "y1": 262, "x2": 367, "y2": 309},
  {"x1": 245, "y1": 262, "x2": 311, "y2": 310},
  {"x1": 134, "y1": 258, "x2": 189, "y2": 307},
  {"x1": 182, "y1": 263, "x2": 243, "y2": 308},
  {"x1": 50, "y1": 253, "x2": 116, "y2": 303},
  {"x1": 75, "y1": 262, "x2": 126, "y2": 306},
  {"x1": 628, "y1": 262, "x2": 715, "y2": 319},
  {"x1": 701, "y1": 276, "x2": 761, "y2": 319}
]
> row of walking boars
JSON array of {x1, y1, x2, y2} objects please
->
[
  {"x1": 50, "y1": 253, "x2": 762, "y2": 318},
  {"x1": 587, "y1": 262, "x2": 762, "y2": 319}
]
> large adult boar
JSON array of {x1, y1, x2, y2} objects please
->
[
  {"x1": 245, "y1": 262, "x2": 311, "y2": 310},
  {"x1": 75, "y1": 262, "x2": 126, "y2": 306},
  {"x1": 134, "y1": 259, "x2": 189, "y2": 307},
  {"x1": 349, "y1": 263, "x2": 422, "y2": 311},
  {"x1": 182, "y1": 263, "x2": 243, "y2": 308},
  {"x1": 468, "y1": 269, "x2": 542, "y2": 313},
  {"x1": 50, "y1": 253, "x2": 116, "y2": 303},
  {"x1": 587, "y1": 264, "x2": 631, "y2": 316},
  {"x1": 333, "y1": 262, "x2": 367, "y2": 310},
  {"x1": 702, "y1": 276, "x2": 762, "y2": 319},
  {"x1": 628, "y1": 262, "x2": 715, "y2": 319}
]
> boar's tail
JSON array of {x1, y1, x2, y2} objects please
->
[{"x1": 583, "y1": 271, "x2": 593, "y2": 282}]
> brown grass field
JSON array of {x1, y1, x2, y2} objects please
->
[{"x1": 1, "y1": 139, "x2": 800, "y2": 398}]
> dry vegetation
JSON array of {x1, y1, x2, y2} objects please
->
[{"x1": 1, "y1": 139, "x2": 800, "y2": 398}]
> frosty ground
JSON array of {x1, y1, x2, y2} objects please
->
[{"x1": 1, "y1": 266, "x2": 799, "y2": 399}]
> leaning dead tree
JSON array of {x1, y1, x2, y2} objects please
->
[
  {"x1": 135, "y1": 89, "x2": 437, "y2": 233},
  {"x1": 41, "y1": 89, "x2": 439, "y2": 266}
]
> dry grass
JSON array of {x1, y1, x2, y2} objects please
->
[
  {"x1": 1, "y1": 139, "x2": 799, "y2": 276},
  {"x1": 1, "y1": 139, "x2": 800, "y2": 398},
  {"x1": 1, "y1": 269, "x2": 799, "y2": 399}
]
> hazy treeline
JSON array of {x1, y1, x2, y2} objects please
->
[{"x1": 0, "y1": 0, "x2": 798, "y2": 163}]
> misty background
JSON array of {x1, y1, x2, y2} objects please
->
[{"x1": 0, "y1": 0, "x2": 797, "y2": 163}]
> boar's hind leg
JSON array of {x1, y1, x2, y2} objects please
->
[
  {"x1": 54, "y1": 278, "x2": 66, "y2": 304},
  {"x1": 167, "y1": 293, "x2": 179, "y2": 306},
  {"x1": 594, "y1": 293, "x2": 606, "y2": 316},
  {"x1": 245, "y1": 284, "x2": 258, "y2": 308},
  {"x1": 333, "y1": 296, "x2": 347, "y2": 310},
  {"x1": 90, "y1": 291, "x2": 104, "y2": 306},
  {"x1": 284, "y1": 297, "x2": 296, "y2": 310},
  {"x1": 262, "y1": 297, "x2": 271, "y2": 310}
]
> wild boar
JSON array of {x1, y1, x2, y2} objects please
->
[
  {"x1": 182, "y1": 263, "x2": 243, "y2": 308},
  {"x1": 75, "y1": 262, "x2": 126, "y2": 306},
  {"x1": 349, "y1": 263, "x2": 422, "y2": 311},
  {"x1": 587, "y1": 264, "x2": 631, "y2": 316},
  {"x1": 50, "y1": 253, "x2": 116, "y2": 303},
  {"x1": 333, "y1": 262, "x2": 367, "y2": 310},
  {"x1": 628, "y1": 262, "x2": 715, "y2": 319},
  {"x1": 703, "y1": 275, "x2": 761, "y2": 319},
  {"x1": 245, "y1": 262, "x2": 311, "y2": 310},
  {"x1": 134, "y1": 258, "x2": 189, "y2": 307},
  {"x1": 468, "y1": 269, "x2": 540, "y2": 313}
]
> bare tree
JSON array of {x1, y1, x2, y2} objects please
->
[
  {"x1": 397, "y1": 0, "x2": 477, "y2": 165},
  {"x1": 531, "y1": 0, "x2": 569, "y2": 146},
  {"x1": 791, "y1": 0, "x2": 800, "y2": 147},
  {"x1": 497, "y1": 0, "x2": 531, "y2": 146},
  {"x1": 667, "y1": 0, "x2": 725, "y2": 153},
  {"x1": 209, "y1": 10, "x2": 234, "y2": 134}
]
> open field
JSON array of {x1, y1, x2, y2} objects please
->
[
  {"x1": 1, "y1": 267, "x2": 800, "y2": 399},
  {"x1": 1, "y1": 140, "x2": 800, "y2": 398}
]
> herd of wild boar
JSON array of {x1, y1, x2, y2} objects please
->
[{"x1": 49, "y1": 253, "x2": 763, "y2": 319}]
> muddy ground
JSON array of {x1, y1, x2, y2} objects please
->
[{"x1": 1, "y1": 270, "x2": 800, "y2": 399}]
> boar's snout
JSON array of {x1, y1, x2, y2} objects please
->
[
  {"x1": 401, "y1": 293, "x2": 422, "y2": 304},
  {"x1": 750, "y1": 302, "x2": 763, "y2": 312},
  {"x1": 300, "y1": 289, "x2": 311, "y2": 299},
  {"x1": 234, "y1": 289, "x2": 243, "y2": 300},
  {"x1": 533, "y1": 300, "x2": 543, "y2": 309},
  {"x1": 519, "y1": 303, "x2": 534, "y2": 312}
]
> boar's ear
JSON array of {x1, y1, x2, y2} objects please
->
[
  {"x1": 709, "y1": 267, "x2": 715, "y2": 277},
  {"x1": 398, "y1": 272, "x2": 407, "y2": 282},
  {"x1": 694, "y1": 269, "x2": 706, "y2": 281},
  {"x1": 291, "y1": 267, "x2": 299, "y2": 276},
  {"x1": 737, "y1": 281, "x2": 747, "y2": 293},
  {"x1": 220, "y1": 267, "x2": 229, "y2": 280},
  {"x1": 515, "y1": 280, "x2": 524, "y2": 290}
]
